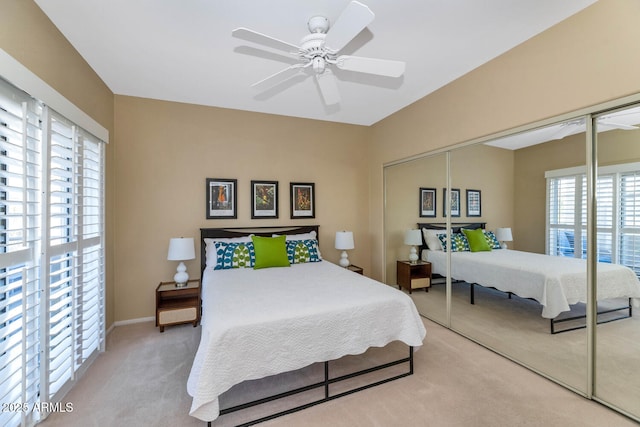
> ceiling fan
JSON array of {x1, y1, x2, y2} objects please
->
[
  {"x1": 550, "y1": 116, "x2": 639, "y2": 140},
  {"x1": 232, "y1": 1, "x2": 405, "y2": 106}
]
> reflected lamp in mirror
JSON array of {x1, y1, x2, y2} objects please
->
[
  {"x1": 495, "y1": 228, "x2": 513, "y2": 249},
  {"x1": 404, "y1": 229, "x2": 422, "y2": 263},
  {"x1": 167, "y1": 237, "x2": 196, "y2": 287},
  {"x1": 335, "y1": 231, "x2": 354, "y2": 267}
]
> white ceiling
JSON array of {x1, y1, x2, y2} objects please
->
[{"x1": 35, "y1": 0, "x2": 596, "y2": 126}]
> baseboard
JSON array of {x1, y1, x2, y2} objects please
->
[{"x1": 113, "y1": 316, "x2": 155, "y2": 327}]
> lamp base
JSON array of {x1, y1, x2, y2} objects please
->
[
  {"x1": 339, "y1": 250, "x2": 350, "y2": 267},
  {"x1": 174, "y1": 262, "x2": 189, "y2": 287},
  {"x1": 408, "y1": 246, "x2": 418, "y2": 264}
]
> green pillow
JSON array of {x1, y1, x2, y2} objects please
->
[
  {"x1": 251, "y1": 235, "x2": 290, "y2": 269},
  {"x1": 462, "y1": 228, "x2": 492, "y2": 252}
]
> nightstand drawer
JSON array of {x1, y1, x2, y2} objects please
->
[
  {"x1": 411, "y1": 277, "x2": 430, "y2": 289},
  {"x1": 158, "y1": 307, "x2": 197, "y2": 325}
]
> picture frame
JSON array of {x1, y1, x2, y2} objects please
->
[
  {"x1": 442, "y1": 188, "x2": 460, "y2": 217},
  {"x1": 466, "y1": 189, "x2": 481, "y2": 217},
  {"x1": 290, "y1": 182, "x2": 315, "y2": 219},
  {"x1": 251, "y1": 180, "x2": 278, "y2": 219},
  {"x1": 206, "y1": 178, "x2": 237, "y2": 219},
  {"x1": 419, "y1": 187, "x2": 437, "y2": 218}
]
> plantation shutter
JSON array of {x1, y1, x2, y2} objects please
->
[
  {"x1": 620, "y1": 171, "x2": 640, "y2": 276},
  {"x1": 547, "y1": 163, "x2": 640, "y2": 276},
  {"x1": 44, "y1": 110, "x2": 105, "y2": 403},
  {"x1": 0, "y1": 75, "x2": 106, "y2": 426},
  {"x1": 45, "y1": 111, "x2": 76, "y2": 400},
  {"x1": 596, "y1": 174, "x2": 615, "y2": 263},
  {"x1": 548, "y1": 175, "x2": 578, "y2": 256},
  {"x1": 0, "y1": 79, "x2": 42, "y2": 427}
]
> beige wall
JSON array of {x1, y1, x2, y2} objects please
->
[
  {"x1": 0, "y1": 1, "x2": 116, "y2": 325},
  {"x1": 368, "y1": 0, "x2": 640, "y2": 281},
  {"x1": 113, "y1": 96, "x2": 369, "y2": 320}
]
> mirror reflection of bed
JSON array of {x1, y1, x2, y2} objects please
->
[{"x1": 383, "y1": 106, "x2": 640, "y2": 418}]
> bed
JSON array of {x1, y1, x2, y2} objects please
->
[
  {"x1": 418, "y1": 222, "x2": 640, "y2": 333},
  {"x1": 187, "y1": 226, "x2": 426, "y2": 424}
]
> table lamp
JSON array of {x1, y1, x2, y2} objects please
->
[
  {"x1": 404, "y1": 229, "x2": 422, "y2": 263},
  {"x1": 496, "y1": 228, "x2": 513, "y2": 249},
  {"x1": 167, "y1": 237, "x2": 195, "y2": 287},
  {"x1": 335, "y1": 231, "x2": 355, "y2": 267}
]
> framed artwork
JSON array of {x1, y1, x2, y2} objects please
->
[
  {"x1": 290, "y1": 182, "x2": 315, "y2": 219},
  {"x1": 466, "y1": 189, "x2": 481, "y2": 217},
  {"x1": 419, "y1": 187, "x2": 437, "y2": 218},
  {"x1": 442, "y1": 188, "x2": 460, "y2": 217},
  {"x1": 251, "y1": 180, "x2": 278, "y2": 219},
  {"x1": 206, "y1": 178, "x2": 237, "y2": 219}
]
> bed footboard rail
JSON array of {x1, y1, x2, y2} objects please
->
[
  {"x1": 209, "y1": 346, "x2": 414, "y2": 426},
  {"x1": 551, "y1": 298, "x2": 633, "y2": 334}
]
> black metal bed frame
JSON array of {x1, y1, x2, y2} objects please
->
[
  {"x1": 466, "y1": 281, "x2": 633, "y2": 334},
  {"x1": 208, "y1": 347, "x2": 414, "y2": 427}
]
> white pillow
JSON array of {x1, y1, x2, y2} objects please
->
[
  {"x1": 422, "y1": 228, "x2": 444, "y2": 251},
  {"x1": 204, "y1": 235, "x2": 253, "y2": 268}
]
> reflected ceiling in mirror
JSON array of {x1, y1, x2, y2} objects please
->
[{"x1": 485, "y1": 107, "x2": 640, "y2": 150}]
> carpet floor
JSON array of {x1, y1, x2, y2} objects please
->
[
  {"x1": 39, "y1": 317, "x2": 638, "y2": 427},
  {"x1": 410, "y1": 281, "x2": 640, "y2": 418}
]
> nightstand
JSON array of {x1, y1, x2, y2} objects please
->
[
  {"x1": 396, "y1": 260, "x2": 431, "y2": 294},
  {"x1": 347, "y1": 264, "x2": 363, "y2": 275},
  {"x1": 155, "y1": 279, "x2": 201, "y2": 332}
]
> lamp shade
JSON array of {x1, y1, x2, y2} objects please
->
[
  {"x1": 167, "y1": 237, "x2": 195, "y2": 261},
  {"x1": 404, "y1": 229, "x2": 422, "y2": 246},
  {"x1": 495, "y1": 228, "x2": 513, "y2": 242},
  {"x1": 335, "y1": 231, "x2": 354, "y2": 250}
]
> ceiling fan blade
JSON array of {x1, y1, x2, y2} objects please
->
[
  {"x1": 550, "y1": 121, "x2": 584, "y2": 140},
  {"x1": 323, "y1": 1, "x2": 375, "y2": 52},
  {"x1": 335, "y1": 55, "x2": 405, "y2": 77},
  {"x1": 232, "y1": 27, "x2": 300, "y2": 53},
  {"x1": 315, "y1": 69, "x2": 340, "y2": 105},
  {"x1": 597, "y1": 119, "x2": 638, "y2": 131},
  {"x1": 251, "y1": 63, "x2": 306, "y2": 92}
]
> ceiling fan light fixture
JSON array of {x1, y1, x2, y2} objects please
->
[
  {"x1": 312, "y1": 57, "x2": 326, "y2": 73},
  {"x1": 308, "y1": 16, "x2": 330, "y2": 34}
]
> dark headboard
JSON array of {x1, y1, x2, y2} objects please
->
[
  {"x1": 200, "y1": 225, "x2": 320, "y2": 273},
  {"x1": 416, "y1": 222, "x2": 486, "y2": 252}
]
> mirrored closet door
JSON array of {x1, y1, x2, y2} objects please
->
[
  {"x1": 594, "y1": 104, "x2": 640, "y2": 419},
  {"x1": 448, "y1": 122, "x2": 588, "y2": 394},
  {"x1": 383, "y1": 103, "x2": 640, "y2": 423},
  {"x1": 384, "y1": 153, "x2": 447, "y2": 325}
]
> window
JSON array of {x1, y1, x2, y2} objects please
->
[
  {"x1": 0, "y1": 77, "x2": 105, "y2": 427},
  {"x1": 546, "y1": 163, "x2": 640, "y2": 276}
]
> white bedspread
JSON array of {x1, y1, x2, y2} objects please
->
[
  {"x1": 187, "y1": 261, "x2": 426, "y2": 422},
  {"x1": 424, "y1": 249, "x2": 640, "y2": 319}
]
